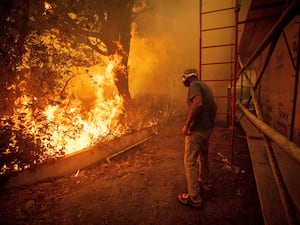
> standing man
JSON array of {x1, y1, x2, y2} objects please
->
[{"x1": 178, "y1": 68, "x2": 217, "y2": 208}]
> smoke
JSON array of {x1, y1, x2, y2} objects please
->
[{"x1": 128, "y1": 0, "x2": 199, "y2": 110}]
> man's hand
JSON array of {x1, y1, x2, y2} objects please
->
[
  {"x1": 183, "y1": 95, "x2": 202, "y2": 136},
  {"x1": 182, "y1": 124, "x2": 190, "y2": 135}
]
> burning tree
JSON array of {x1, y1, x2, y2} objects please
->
[
  {"x1": 0, "y1": 0, "x2": 151, "y2": 177},
  {"x1": 47, "y1": 0, "x2": 135, "y2": 102}
]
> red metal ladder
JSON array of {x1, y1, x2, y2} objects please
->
[{"x1": 199, "y1": 0, "x2": 240, "y2": 161}]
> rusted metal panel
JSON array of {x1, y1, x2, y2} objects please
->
[
  {"x1": 259, "y1": 16, "x2": 299, "y2": 144},
  {"x1": 239, "y1": 0, "x2": 286, "y2": 62}
]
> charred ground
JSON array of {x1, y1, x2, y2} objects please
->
[{"x1": 0, "y1": 116, "x2": 263, "y2": 225}]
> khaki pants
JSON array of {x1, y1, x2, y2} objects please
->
[{"x1": 184, "y1": 129, "x2": 212, "y2": 200}]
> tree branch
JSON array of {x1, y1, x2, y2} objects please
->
[{"x1": 53, "y1": 0, "x2": 108, "y2": 56}]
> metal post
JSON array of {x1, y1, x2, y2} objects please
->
[
  {"x1": 199, "y1": 0, "x2": 202, "y2": 80},
  {"x1": 230, "y1": 0, "x2": 239, "y2": 161},
  {"x1": 290, "y1": 22, "x2": 300, "y2": 141}
]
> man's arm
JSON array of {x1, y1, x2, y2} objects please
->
[{"x1": 182, "y1": 95, "x2": 203, "y2": 135}]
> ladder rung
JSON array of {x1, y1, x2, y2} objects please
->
[
  {"x1": 202, "y1": 25, "x2": 236, "y2": 32},
  {"x1": 201, "y1": 61, "x2": 234, "y2": 66},
  {"x1": 202, "y1": 43, "x2": 235, "y2": 49},
  {"x1": 201, "y1": 7, "x2": 236, "y2": 15}
]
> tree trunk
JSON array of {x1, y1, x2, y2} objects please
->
[{"x1": 104, "y1": 0, "x2": 134, "y2": 105}]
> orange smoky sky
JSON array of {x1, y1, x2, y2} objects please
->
[{"x1": 129, "y1": 0, "x2": 200, "y2": 109}]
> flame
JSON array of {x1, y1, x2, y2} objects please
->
[
  {"x1": 43, "y1": 1, "x2": 52, "y2": 16},
  {"x1": 44, "y1": 2, "x2": 52, "y2": 11},
  {"x1": 1, "y1": 59, "x2": 127, "y2": 174}
]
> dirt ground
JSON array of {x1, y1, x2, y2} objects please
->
[{"x1": 0, "y1": 116, "x2": 264, "y2": 225}]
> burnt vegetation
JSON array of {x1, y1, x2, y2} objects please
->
[{"x1": 0, "y1": 0, "x2": 173, "y2": 182}]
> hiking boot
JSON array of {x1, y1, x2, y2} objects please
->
[{"x1": 178, "y1": 193, "x2": 202, "y2": 208}]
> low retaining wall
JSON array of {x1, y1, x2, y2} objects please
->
[{"x1": 4, "y1": 126, "x2": 157, "y2": 188}]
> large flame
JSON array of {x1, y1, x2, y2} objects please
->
[{"x1": 1, "y1": 58, "x2": 127, "y2": 174}]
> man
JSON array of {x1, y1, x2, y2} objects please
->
[{"x1": 178, "y1": 68, "x2": 217, "y2": 208}]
